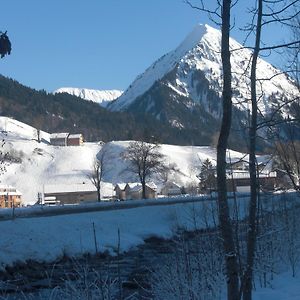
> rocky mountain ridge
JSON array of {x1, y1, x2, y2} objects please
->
[{"x1": 54, "y1": 87, "x2": 123, "y2": 107}]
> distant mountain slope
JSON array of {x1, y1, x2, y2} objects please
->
[
  {"x1": 54, "y1": 87, "x2": 123, "y2": 107},
  {"x1": 0, "y1": 75, "x2": 215, "y2": 146},
  {"x1": 108, "y1": 24, "x2": 299, "y2": 146}
]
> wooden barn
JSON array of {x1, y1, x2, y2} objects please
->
[
  {"x1": 44, "y1": 183, "x2": 98, "y2": 204},
  {"x1": 67, "y1": 134, "x2": 84, "y2": 146},
  {"x1": 50, "y1": 133, "x2": 84, "y2": 146},
  {"x1": 50, "y1": 133, "x2": 69, "y2": 146}
]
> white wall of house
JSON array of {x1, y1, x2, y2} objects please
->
[{"x1": 236, "y1": 186, "x2": 251, "y2": 193}]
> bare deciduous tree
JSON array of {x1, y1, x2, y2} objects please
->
[
  {"x1": 275, "y1": 126, "x2": 300, "y2": 191},
  {"x1": 242, "y1": 1, "x2": 263, "y2": 298},
  {"x1": 160, "y1": 162, "x2": 180, "y2": 184},
  {"x1": 271, "y1": 4, "x2": 300, "y2": 192},
  {"x1": 242, "y1": 1, "x2": 300, "y2": 298},
  {"x1": 185, "y1": 1, "x2": 240, "y2": 299},
  {"x1": 122, "y1": 141, "x2": 166, "y2": 199},
  {"x1": 216, "y1": 2, "x2": 242, "y2": 299},
  {"x1": 88, "y1": 145, "x2": 110, "y2": 202}
]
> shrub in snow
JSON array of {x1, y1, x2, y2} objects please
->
[
  {"x1": 150, "y1": 192, "x2": 300, "y2": 298},
  {"x1": 150, "y1": 230, "x2": 224, "y2": 300}
]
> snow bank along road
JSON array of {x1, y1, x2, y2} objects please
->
[{"x1": 0, "y1": 193, "x2": 249, "y2": 221}]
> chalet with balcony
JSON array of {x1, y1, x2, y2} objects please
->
[
  {"x1": 0, "y1": 186, "x2": 22, "y2": 208},
  {"x1": 226, "y1": 171, "x2": 277, "y2": 193}
]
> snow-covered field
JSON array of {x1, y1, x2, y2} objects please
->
[
  {"x1": 0, "y1": 117, "x2": 101, "y2": 204},
  {"x1": 0, "y1": 116, "x2": 265, "y2": 205},
  {"x1": 253, "y1": 273, "x2": 300, "y2": 300},
  {"x1": 0, "y1": 199, "x2": 213, "y2": 268}
]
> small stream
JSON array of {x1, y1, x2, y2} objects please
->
[{"x1": 0, "y1": 233, "x2": 186, "y2": 299}]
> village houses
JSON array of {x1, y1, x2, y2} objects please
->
[{"x1": 115, "y1": 182, "x2": 157, "y2": 200}]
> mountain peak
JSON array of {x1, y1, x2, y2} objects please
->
[
  {"x1": 54, "y1": 87, "x2": 123, "y2": 107},
  {"x1": 176, "y1": 23, "x2": 221, "y2": 53},
  {"x1": 109, "y1": 22, "x2": 297, "y2": 120},
  {"x1": 175, "y1": 23, "x2": 208, "y2": 55},
  {"x1": 109, "y1": 24, "x2": 221, "y2": 111}
]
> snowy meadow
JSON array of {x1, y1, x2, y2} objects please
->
[{"x1": 0, "y1": 192, "x2": 299, "y2": 299}]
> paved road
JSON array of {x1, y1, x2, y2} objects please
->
[{"x1": 0, "y1": 193, "x2": 250, "y2": 221}]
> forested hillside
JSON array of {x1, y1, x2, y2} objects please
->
[{"x1": 0, "y1": 75, "x2": 209, "y2": 144}]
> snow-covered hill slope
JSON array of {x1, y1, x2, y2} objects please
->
[
  {"x1": 0, "y1": 117, "x2": 270, "y2": 204},
  {"x1": 0, "y1": 117, "x2": 50, "y2": 142},
  {"x1": 109, "y1": 24, "x2": 298, "y2": 121},
  {"x1": 54, "y1": 87, "x2": 123, "y2": 107}
]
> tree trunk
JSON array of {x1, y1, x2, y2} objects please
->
[
  {"x1": 217, "y1": 1, "x2": 240, "y2": 299},
  {"x1": 142, "y1": 180, "x2": 146, "y2": 199},
  {"x1": 97, "y1": 182, "x2": 101, "y2": 202},
  {"x1": 243, "y1": 1, "x2": 263, "y2": 299}
]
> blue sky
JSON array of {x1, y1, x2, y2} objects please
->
[{"x1": 0, "y1": 0, "x2": 291, "y2": 92}]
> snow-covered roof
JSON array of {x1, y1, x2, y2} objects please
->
[
  {"x1": 68, "y1": 134, "x2": 82, "y2": 139},
  {"x1": 125, "y1": 182, "x2": 157, "y2": 192},
  {"x1": 163, "y1": 182, "x2": 181, "y2": 189},
  {"x1": 126, "y1": 183, "x2": 140, "y2": 189},
  {"x1": 115, "y1": 183, "x2": 127, "y2": 190},
  {"x1": 0, "y1": 184, "x2": 18, "y2": 190},
  {"x1": 226, "y1": 171, "x2": 277, "y2": 179},
  {"x1": 44, "y1": 183, "x2": 96, "y2": 194},
  {"x1": 0, "y1": 191, "x2": 22, "y2": 196},
  {"x1": 50, "y1": 133, "x2": 69, "y2": 139},
  {"x1": 130, "y1": 184, "x2": 142, "y2": 192},
  {"x1": 147, "y1": 182, "x2": 157, "y2": 190},
  {"x1": 0, "y1": 185, "x2": 22, "y2": 195},
  {"x1": 44, "y1": 183, "x2": 115, "y2": 198}
]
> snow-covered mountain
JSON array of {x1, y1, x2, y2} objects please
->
[
  {"x1": 54, "y1": 87, "x2": 123, "y2": 107},
  {"x1": 108, "y1": 24, "x2": 298, "y2": 133}
]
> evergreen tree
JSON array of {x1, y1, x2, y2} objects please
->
[{"x1": 198, "y1": 158, "x2": 216, "y2": 192}]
